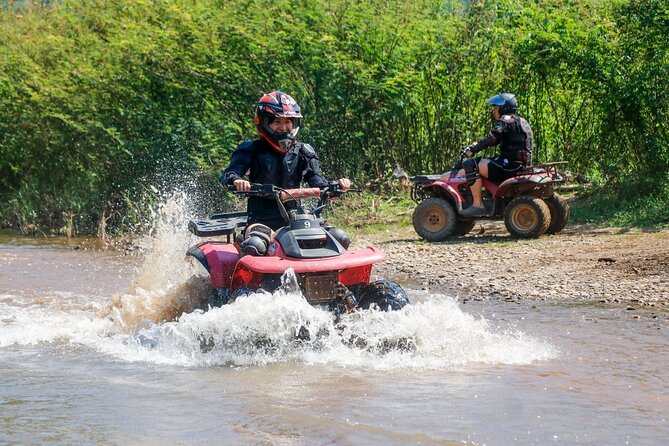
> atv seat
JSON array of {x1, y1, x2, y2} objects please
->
[{"x1": 188, "y1": 211, "x2": 248, "y2": 239}]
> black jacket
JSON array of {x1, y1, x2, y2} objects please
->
[
  {"x1": 471, "y1": 114, "x2": 534, "y2": 165},
  {"x1": 220, "y1": 139, "x2": 329, "y2": 228}
]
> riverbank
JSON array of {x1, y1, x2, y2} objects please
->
[
  {"x1": 4, "y1": 220, "x2": 667, "y2": 312},
  {"x1": 353, "y1": 223, "x2": 669, "y2": 311}
]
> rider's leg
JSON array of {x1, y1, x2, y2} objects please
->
[
  {"x1": 470, "y1": 178, "x2": 483, "y2": 208},
  {"x1": 478, "y1": 158, "x2": 490, "y2": 178},
  {"x1": 467, "y1": 159, "x2": 489, "y2": 209}
]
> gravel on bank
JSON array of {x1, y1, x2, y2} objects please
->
[{"x1": 353, "y1": 222, "x2": 669, "y2": 311}]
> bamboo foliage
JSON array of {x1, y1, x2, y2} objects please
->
[{"x1": 0, "y1": 0, "x2": 667, "y2": 233}]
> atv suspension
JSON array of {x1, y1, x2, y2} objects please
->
[{"x1": 331, "y1": 282, "x2": 358, "y2": 322}]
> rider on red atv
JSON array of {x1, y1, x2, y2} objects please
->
[
  {"x1": 220, "y1": 91, "x2": 350, "y2": 230},
  {"x1": 461, "y1": 93, "x2": 534, "y2": 216}
]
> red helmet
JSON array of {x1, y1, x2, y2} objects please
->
[{"x1": 254, "y1": 91, "x2": 302, "y2": 153}]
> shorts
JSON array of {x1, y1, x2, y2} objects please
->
[{"x1": 481, "y1": 156, "x2": 524, "y2": 184}]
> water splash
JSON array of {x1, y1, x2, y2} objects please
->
[
  {"x1": 131, "y1": 189, "x2": 202, "y2": 291},
  {"x1": 108, "y1": 190, "x2": 210, "y2": 330},
  {"x1": 100, "y1": 288, "x2": 558, "y2": 369},
  {"x1": 0, "y1": 285, "x2": 557, "y2": 368}
]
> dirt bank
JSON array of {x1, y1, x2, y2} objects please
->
[{"x1": 354, "y1": 223, "x2": 669, "y2": 311}]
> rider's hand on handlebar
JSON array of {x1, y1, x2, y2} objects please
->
[
  {"x1": 233, "y1": 179, "x2": 251, "y2": 191},
  {"x1": 338, "y1": 178, "x2": 351, "y2": 191},
  {"x1": 461, "y1": 146, "x2": 474, "y2": 159}
]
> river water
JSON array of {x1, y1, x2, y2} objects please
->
[{"x1": 1, "y1": 205, "x2": 668, "y2": 445}]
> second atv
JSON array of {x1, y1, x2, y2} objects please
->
[
  {"x1": 411, "y1": 160, "x2": 570, "y2": 240},
  {"x1": 187, "y1": 183, "x2": 409, "y2": 316}
]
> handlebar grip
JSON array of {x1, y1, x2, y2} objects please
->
[
  {"x1": 226, "y1": 183, "x2": 269, "y2": 193},
  {"x1": 281, "y1": 187, "x2": 321, "y2": 201}
]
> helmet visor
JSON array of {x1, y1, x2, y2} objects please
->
[{"x1": 486, "y1": 94, "x2": 506, "y2": 107}]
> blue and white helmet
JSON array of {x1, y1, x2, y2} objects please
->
[{"x1": 486, "y1": 93, "x2": 518, "y2": 115}]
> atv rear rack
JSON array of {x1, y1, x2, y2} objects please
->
[
  {"x1": 188, "y1": 211, "x2": 248, "y2": 242},
  {"x1": 517, "y1": 161, "x2": 568, "y2": 182}
]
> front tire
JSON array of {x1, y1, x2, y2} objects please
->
[
  {"x1": 212, "y1": 287, "x2": 230, "y2": 306},
  {"x1": 229, "y1": 287, "x2": 254, "y2": 302},
  {"x1": 544, "y1": 193, "x2": 570, "y2": 234},
  {"x1": 412, "y1": 198, "x2": 457, "y2": 241},
  {"x1": 357, "y1": 280, "x2": 409, "y2": 311},
  {"x1": 504, "y1": 196, "x2": 551, "y2": 239}
]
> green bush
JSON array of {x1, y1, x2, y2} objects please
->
[{"x1": 0, "y1": 0, "x2": 667, "y2": 234}]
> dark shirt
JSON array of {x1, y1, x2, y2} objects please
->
[
  {"x1": 470, "y1": 114, "x2": 534, "y2": 165},
  {"x1": 220, "y1": 138, "x2": 329, "y2": 228}
]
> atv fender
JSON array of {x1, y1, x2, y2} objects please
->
[
  {"x1": 235, "y1": 246, "x2": 384, "y2": 274},
  {"x1": 495, "y1": 175, "x2": 557, "y2": 199},
  {"x1": 422, "y1": 181, "x2": 463, "y2": 206},
  {"x1": 230, "y1": 246, "x2": 385, "y2": 291},
  {"x1": 187, "y1": 242, "x2": 240, "y2": 288}
]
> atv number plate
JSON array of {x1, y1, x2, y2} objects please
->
[{"x1": 303, "y1": 272, "x2": 339, "y2": 304}]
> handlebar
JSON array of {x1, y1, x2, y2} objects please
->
[
  {"x1": 227, "y1": 182, "x2": 353, "y2": 201},
  {"x1": 225, "y1": 182, "x2": 356, "y2": 222}
]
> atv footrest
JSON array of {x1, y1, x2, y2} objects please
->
[{"x1": 188, "y1": 212, "x2": 248, "y2": 237}]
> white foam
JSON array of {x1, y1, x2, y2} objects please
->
[
  {"x1": 90, "y1": 288, "x2": 558, "y2": 369},
  {"x1": 0, "y1": 298, "x2": 113, "y2": 347},
  {"x1": 0, "y1": 285, "x2": 557, "y2": 369}
]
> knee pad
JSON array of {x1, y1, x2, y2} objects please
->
[
  {"x1": 244, "y1": 223, "x2": 273, "y2": 239},
  {"x1": 463, "y1": 158, "x2": 479, "y2": 186},
  {"x1": 241, "y1": 233, "x2": 270, "y2": 256},
  {"x1": 241, "y1": 223, "x2": 273, "y2": 256},
  {"x1": 327, "y1": 227, "x2": 350, "y2": 250}
]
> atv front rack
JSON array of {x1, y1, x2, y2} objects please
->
[
  {"x1": 188, "y1": 211, "x2": 248, "y2": 241},
  {"x1": 410, "y1": 174, "x2": 445, "y2": 184},
  {"x1": 410, "y1": 174, "x2": 447, "y2": 202}
]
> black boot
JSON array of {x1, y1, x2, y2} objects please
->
[{"x1": 461, "y1": 205, "x2": 486, "y2": 217}]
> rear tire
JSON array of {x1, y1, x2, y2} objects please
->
[
  {"x1": 544, "y1": 193, "x2": 570, "y2": 234},
  {"x1": 412, "y1": 198, "x2": 457, "y2": 241},
  {"x1": 504, "y1": 196, "x2": 551, "y2": 239},
  {"x1": 357, "y1": 280, "x2": 409, "y2": 311}
]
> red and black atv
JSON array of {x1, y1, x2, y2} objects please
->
[
  {"x1": 411, "y1": 159, "x2": 570, "y2": 240},
  {"x1": 186, "y1": 183, "x2": 409, "y2": 316}
]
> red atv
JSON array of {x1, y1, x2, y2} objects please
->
[
  {"x1": 411, "y1": 160, "x2": 570, "y2": 240},
  {"x1": 187, "y1": 183, "x2": 409, "y2": 316}
]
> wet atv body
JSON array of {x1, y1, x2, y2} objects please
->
[
  {"x1": 187, "y1": 183, "x2": 409, "y2": 315},
  {"x1": 411, "y1": 161, "x2": 570, "y2": 240}
]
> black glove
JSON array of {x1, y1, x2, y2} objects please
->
[{"x1": 461, "y1": 145, "x2": 473, "y2": 158}]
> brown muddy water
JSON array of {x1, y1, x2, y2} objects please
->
[{"x1": 1, "y1": 225, "x2": 668, "y2": 445}]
